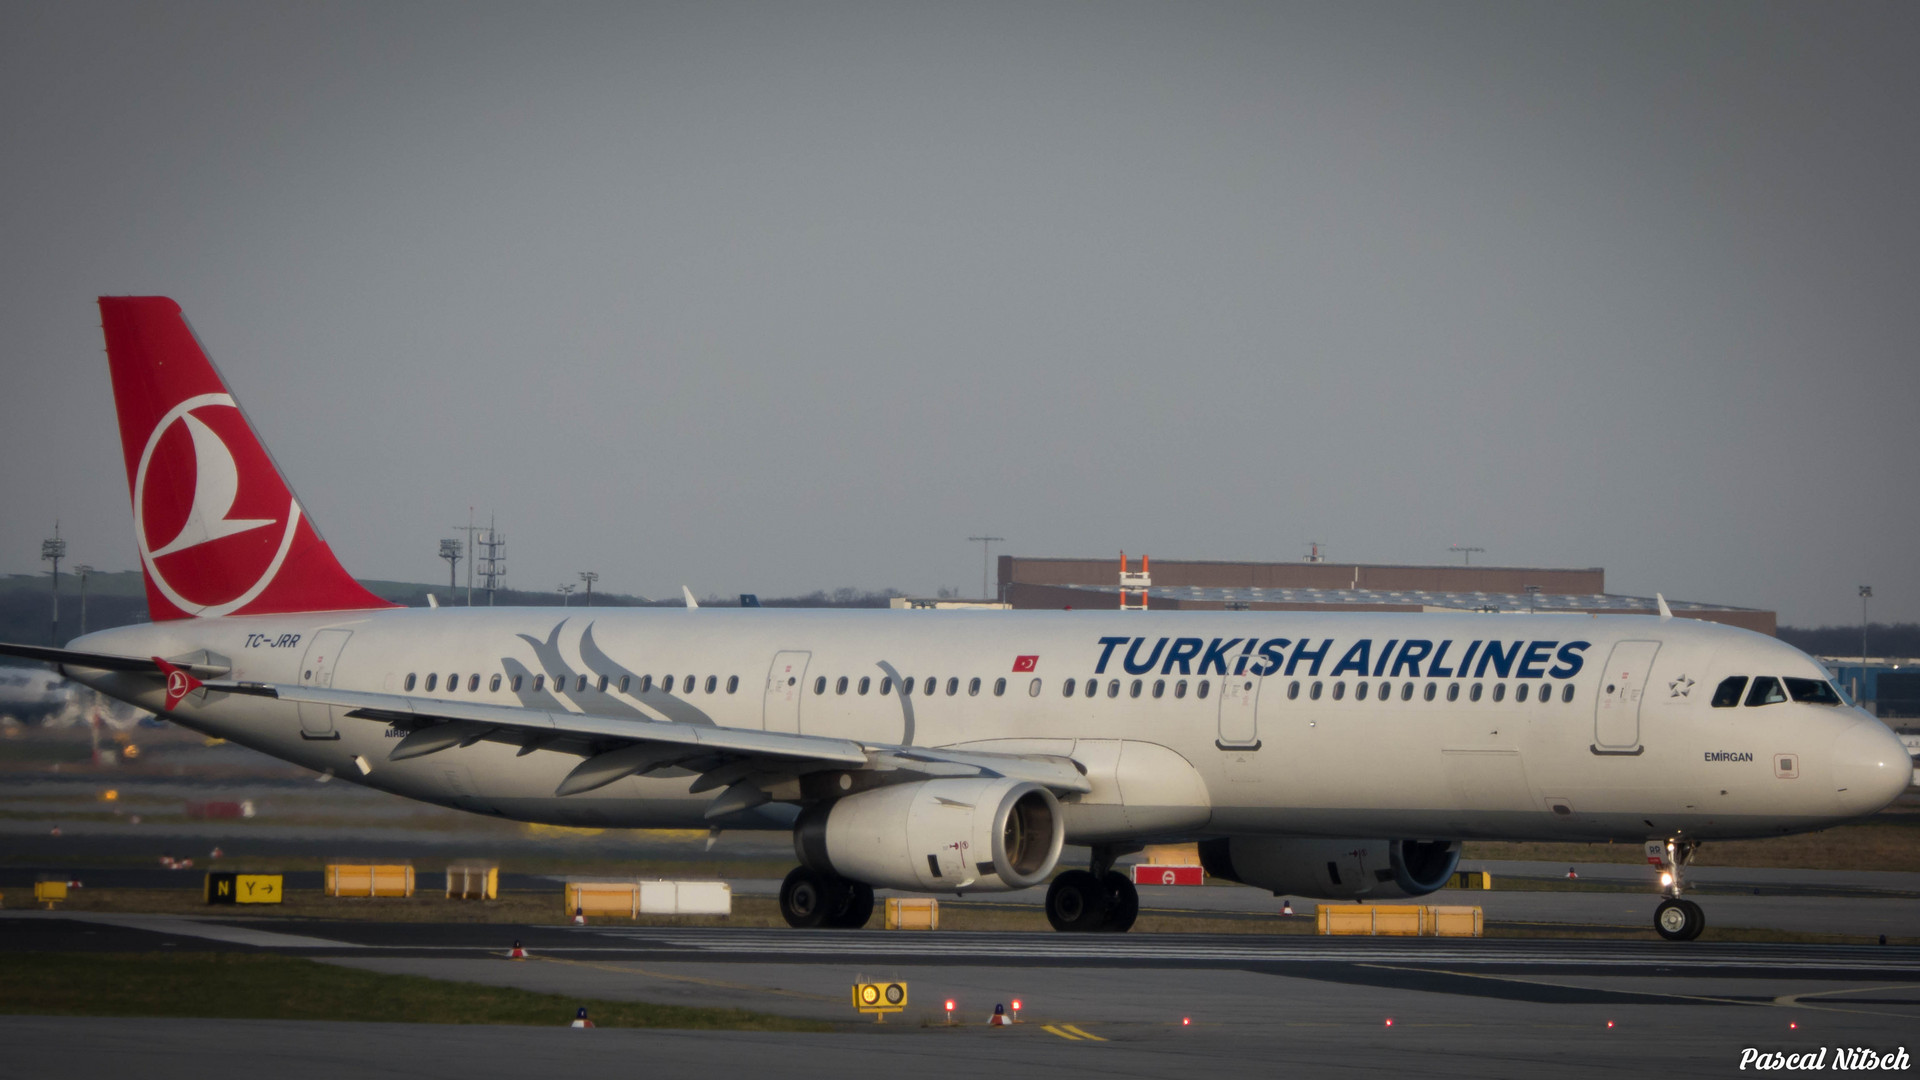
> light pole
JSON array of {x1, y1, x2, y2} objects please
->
[
  {"x1": 1523, "y1": 584, "x2": 1541, "y2": 615},
  {"x1": 41, "y1": 523, "x2": 66, "y2": 645},
  {"x1": 1448, "y1": 545, "x2": 1485, "y2": 566},
  {"x1": 579, "y1": 571, "x2": 598, "y2": 607},
  {"x1": 74, "y1": 565, "x2": 93, "y2": 637},
  {"x1": 439, "y1": 539, "x2": 463, "y2": 592},
  {"x1": 967, "y1": 536, "x2": 1004, "y2": 601},
  {"x1": 558, "y1": 584, "x2": 575, "y2": 607},
  {"x1": 1860, "y1": 585, "x2": 1873, "y2": 662}
]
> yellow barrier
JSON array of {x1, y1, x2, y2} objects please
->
[
  {"x1": 34, "y1": 881, "x2": 67, "y2": 908},
  {"x1": 1447, "y1": 870, "x2": 1492, "y2": 890},
  {"x1": 563, "y1": 880, "x2": 732, "y2": 917},
  {"x1": 1317, "y1": 904, "x2": 1484, "y2": 937},
  {"x1": 446, "y1": 862, "x2": 498, "y2": 900},
  {"x1": 567, "y1": 881, "x2": 640, "y2": 917},
  {"x1": 884, "y1": 897, "x2": 939, "y2": 930},
  {"x1": 325, "y1": 864, "x2": 415, "y2": 897}
]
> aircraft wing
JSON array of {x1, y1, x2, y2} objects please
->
[{"x1": 225, "y1": 682, "x2": 1092, "y2": 814}]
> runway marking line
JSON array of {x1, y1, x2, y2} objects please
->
[
  {"x1": 1061, "y1": 1024, "x2": 1104, "y2": 1041},
  {"x1": 1042, "y1": 1025, "x2": 1087, "y2": 1041},
  {"x1": 1357, "y1": 963, "x2": 1920, "y2": 1020},
  {"x1": 529, "y1": 954, "x2": 840, "y2": 1003}
]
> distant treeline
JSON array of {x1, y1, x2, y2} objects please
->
[
  {"x1": 0, "y1": 572, "x2": 908, "y2": 645},
  {"x1": 1776, "y1": 623, "x2": 1920, "y2": 661}
]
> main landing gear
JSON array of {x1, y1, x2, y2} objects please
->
[
  {"x1": 1649, "y1": 838, "x2": 1705, "y2": 942},
  {"x1": 1044, "y1": 847, "x2": 1139, "y2": 933},
  {"x1": 779, "y1": 866, "x2": 875, "y2": 929}
]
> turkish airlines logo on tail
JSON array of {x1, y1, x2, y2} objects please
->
[{"x1": 134, "y1": 393, "x2": 303, "y2": 617}]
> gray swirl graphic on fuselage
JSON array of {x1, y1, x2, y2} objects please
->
[
  {"x1": 576, "y1": 620, "x2": 712, "y2": 725},
  {"x1": 876, "y1": 660, "x2": 914, "y2": 746}
]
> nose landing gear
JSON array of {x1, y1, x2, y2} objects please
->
[{"x1": 1648, "y1": 839, "x2": 1705, "y2": 941}]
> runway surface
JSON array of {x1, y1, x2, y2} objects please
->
[{"x1": 3, "y1": 913, "x2": 1916, "y2": 1079}]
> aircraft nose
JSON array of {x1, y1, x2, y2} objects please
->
[{"x1": 1830, "y1": 720, "x2": 1913, "y2": 815}]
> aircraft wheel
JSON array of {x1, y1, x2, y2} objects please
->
[
  {"x1": 1654, "y1": 897, "x2": 1701, "y2": 941},
  {"x1": 1045, "y1": 870, "x2": 1108, "y2": 931},
  {"x1": 780, "y1": 866, "x2": 838, "y2": 928},
  {"x1": 1100, "y1": 871, "x2": 1139, "y2": 933},
  {"x1": 827, "y1": 880, "x2": 875, "y2": 929}
]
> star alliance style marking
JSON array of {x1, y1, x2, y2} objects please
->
[{"x1": 1669, "y1": 675, "x2": 1695, "y2": 698}]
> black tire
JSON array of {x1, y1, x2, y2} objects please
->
[
  {"x1": 780, "y1": 866, "x2": 836, "y2": 929},
  {"x1": 1100, "y1": 871, "x2": 1139, "y2": 933},
  {"x1": 1679, "y1": 899, "x2": 1706, "y2": 941},
  {"x1": 1654, "y1": 897, "x2": 1699, "y2": 941},
  {"x1": 1045, "y1": 870, "x2": 1108, "y2": 932},
  {"x1": 828, "y1": 880, "x2": 875, "y2": 929}
]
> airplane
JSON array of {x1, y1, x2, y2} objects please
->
[{"x1": 2, "y1": 296, "x2": 1909, "y2": 941}]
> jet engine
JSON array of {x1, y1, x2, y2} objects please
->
[
  {"x1": 1198, "y1": 837, "x2": 1460, "y2": 900},
  {"x1": 793, "y1": 777, "x2": 1064, "y2": 892}
]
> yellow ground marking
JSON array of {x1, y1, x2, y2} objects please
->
[
  {"x1": 531, "y1": 954, "x2": 840, "y2": 1003},
  {"x1": 1042, "y1": 1025, "x2": 1084, "y2": 1040},
  {"x1": 1060, "y1": 1024, "x2": 1106, "y2": 1041}
]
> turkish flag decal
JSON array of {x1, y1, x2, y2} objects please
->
[{"x1": 1012, "y1": 655, "x2": 1039, "y2": 672}]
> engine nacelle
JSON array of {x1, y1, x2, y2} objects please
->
[
  {"x1": 1198, "y1": 837, "x2": 1460, "y2": 900},
  {"x1": 794, "y1": 777, "x2": 1064, "y2": 892}
]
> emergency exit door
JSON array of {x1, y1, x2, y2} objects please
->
[
  {"x1": 296, "y1": 629, "x2": 352, "y2": 739},
  {"x1": 1216, "y1": 676, "x2": 1261, "y2": 749},
  {"x1": 763, "y1": 651, "x2": 810, "y2": 733},
  {"x1": 1593, "y1": 640, "x2": 1659, "y2": 753}
]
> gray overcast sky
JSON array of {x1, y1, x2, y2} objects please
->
[{"x1": 2, "y1": 2, "x2": 1915, "y2": 625}]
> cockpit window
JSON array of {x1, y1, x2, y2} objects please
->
[
  {"x1": 1744, "y1": 676, "x2": 1787, "y2": 707},
  {"x1": 1711, "y1": 676, "x2": 1747, "y2": 709},
  {"x1": 1783, "y1": 677, "x2": 1842, "y2": 706}
]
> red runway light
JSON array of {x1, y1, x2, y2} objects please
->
[
  {"x1": 1182, "y1": 1017, "x2": 1191, "y2": 1026},
  {"x1": 1385, "y1": 1019, "x2": 1393, "y2": 1027},
  {"x1": 1606, "y1": 1021, "x2": 1614, "y2": 1029}
]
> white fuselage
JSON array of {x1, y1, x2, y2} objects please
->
[{"x1": 67, "y1": 607, "x2": 1911, "y2": 845}]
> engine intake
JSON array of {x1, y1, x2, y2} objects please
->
[
  {"x1": 794, "y1": 777, "x2": 1064, "y2": 892},
  {"x1": 1198, "y1": 837, "x2": 1460, "y2": 900}
]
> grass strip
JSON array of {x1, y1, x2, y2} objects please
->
[{"x1": 0, "y1": 952, "x2": 832, "y2": 1031}]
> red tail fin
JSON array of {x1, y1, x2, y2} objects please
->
[{"x1": 98, "y1": 297, "x2": 396, "y2": 620}]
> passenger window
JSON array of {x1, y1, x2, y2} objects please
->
[
  {"x1": 661, "y1": 674, "x2": 674, "y2": 693},
  {"x1": 1469, "y1": 683, "x2": 1482, "y2": 702},
  {"x1": 1153, "y1": 679, "x2": 1166, "y2": 699},
  {"x1": 1309, "y1": 681, "x2": 1322, "y2": 700},
  {"x1": 947, "y1": 677, "x2": 960, "y2": 696},
  {"x1": 1783, "y1": 677, "x2": 1841, "y2": 706},
  {"x1": 705, "y1": 675, "x2": 718, "y2": 694},
  {"x1": 1710, "y1": 676, "x2": 1747, "y2": 708},
  {"x1": 1492, "y1": 683, "x2": 1506, "y2": 702},
  {"x1": 1062, "y1": 677, "x2": 1077, "y2": 697},
  {"x1": 879, "y1": 677, "x2": 891, "y2": 695},
  {"x1": 596, "y1": 675, "x2": 608, "y2": 692},
  {"x1": 969, "y1": 677, "x2": 982, "y2": 697},
  {"x1": 859, "y1": 676, "x2": 871, "y2": 695},
  {"x1": 926, "y1": 677, "x2": 938, "y2": 696},
  {"x1": 1106, "y1": 679, "x2": 1120, "y2": 698},
  {"x1": 1130, "y1": 679, "x2": 1143, "y2": 699},
  {"x1": 1029, "y1": 678, "x2": 1041, "y2": 697},
  {"x1": 490, "y1": 674, "x2": 502, "y2": 692},
  {"x1": 1174, "y1": 679, "x2": 1188, "y2": 699},
  {"x1": 993, "y1": 678, "x2": 1006, "y2": 697},
  {"x1": 902, "y1": 677, "x2": 914, "y2": 696},
  {"x1": 814, "y1": 676, "x2": 826, "y2": 695},
  {"x1": 683, "y1": 675, "x2": 694, "y2": 693},
  {"x1": 424, "y1": 673, "x2": 437, "y2": 692},
  {"x1": 1562, "y1": 683, "x2": 1575, "y2": 703},
  {"x1": 1446, "y1": 683, "x2": 1459, "y2": 702},
  {"x1": 579, "y1": 674, "x2": 590, "y2": 692},
  {"x1": 836, "y1": 676, "x2": 848, "y2": 695},
  {"x1": 531, "y1": 674, "x2": 543, "y2": 692},
  {"x1": 1197, "y1": 679, "x2": 1211, "y2": 699},
  {"x1": 727, "y1": 675, "x2": 739, "y2": 694},
  {"x1": 639, "y1": 674, "x2": 652, "y2": 693},
  {"x1": 1288, "y1": 681, "x2": 1300, "y2": 700},
  {"x1": 1085, "y1": 679, "x2": 1097, "y2": 698},
  {"x1": 511, "y1": 675, "x2": 523, "y2": 692},
  {"x1": 448, "y1": 673, "x2": 458, "y2": 691},
  {"x1": 618, "y1": 675, "x2": 630, "y2": 693},
  {"x1": 1332, "y1": 681, "x2": 1345, "y2": 700},
  {"x1": 1424, "y1": 682, "x2": 1436, "y2": 702},
  {"x1": 1400, "y1": 682, "x2": 1414, "y2": 702},
  {"x1": 1745, "y1": 676, "x2": 1787, "y2": 707},
  {"x1": 404, "y1": 673, "x2": 417, "y2": 692},
  {"x1": 1515, "y1": 683, "x2": 1529, "y2": 703}
]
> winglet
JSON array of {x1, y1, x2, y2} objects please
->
[
  {"x1": 1655, "y1": 593, "x2": 1673, "y2": 620},
  {"x1": 682, "y1": 586, "x2": 700, "y2": 609},
  {"x1": 152, "y1": 655, "x2": 204, "y2": 710}
]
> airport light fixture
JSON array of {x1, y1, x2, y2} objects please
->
[
  {"x1": 1448, "y1": 545, "x2": 1485, "y2": 566},
  {"x1": 579, "y1": 571, "x2": 598, "y2": 607},
  {"x1": 1523, "y1": 584, "x2": 1542, "y2": 615},
  {"x1": 558, "y1": 584, "x2": 575, "y2": 607},
  {"x1": 74, "y1": 565, "x2": 94, "y2": 637},
  {"x1": 439, "y1": 539, "x2": 463, "y2": 591},
  {"x1": 1860, "y1": 585, "x2": 1872, "y2": 662}
]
